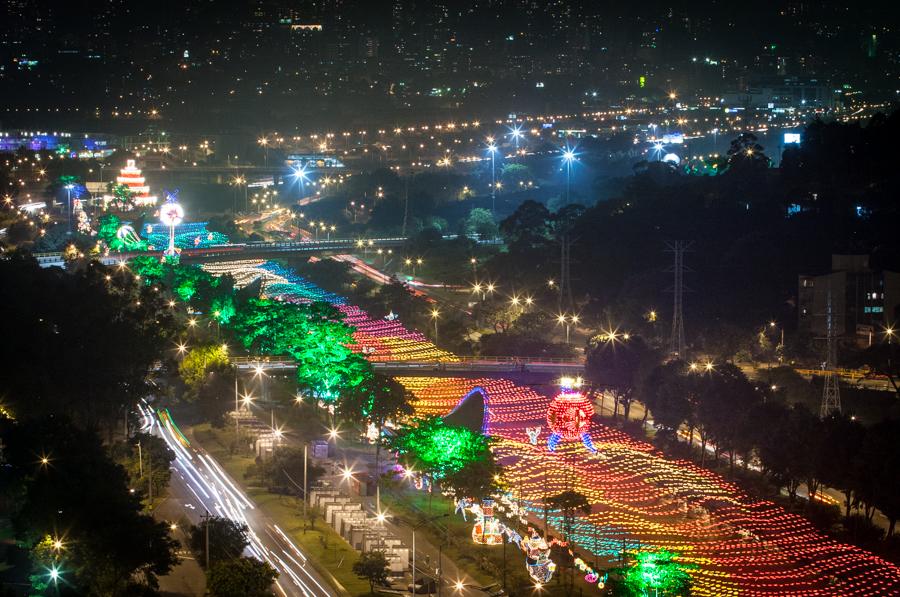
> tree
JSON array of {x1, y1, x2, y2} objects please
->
[
  {"x1": 338, "y1": 372, "x2": 413, "y2": 481},
  {"x1": 387, "y1": 417, "x2": 492, "y2": 481},
  {"x1": 112, "y1": 432, "x2": 176, "y2": 499},
  {"x1": 499, "y1": 199, "x2": 551, "y2": 250},
  {"x1": 179, "y1": 344, "x2": 230, "y2": 393},
  {"x1": 206, "y1": 557, "x2": 278, "y2": 597},
  {"x1": 818, "y1": 413, "x2": 866, "y2": 520},
  {"x1": 545, "y1": 490, "x2": 591, "y2": 543},
  {"x1": 230, "y1": 298, "x2": 372, "y2": 402},
  {"x1": 440, "y1": 453, "x2": 504, "y2": 500},
  {"x1": 585, "y1": 335, "x2": 656, "y2": 421},
  {"x1": 726, "y1": 132, "x2": 769, "y2": 173},
  {"x1": 639, "y1": 361, "x2": 693, "y2": 441},
  {"x1": 106, "y1": 182, "x2": 136, "y2": 210},
  {"x1": 754, "y1": 403, "x2": 822, "y2": 503},
  {"x1": 352, "y1": 551, "x2": 390, "y2": 594},
  {"x1": 189, "y1": 516, "x2": 250, "y2": 567},
  {"x1": 5, "y1": 417, "x2": 178, "y2": 595},
  {"x1": 465, "y1": 208, "x2": 498, "y2": 239},
  {"x1": 0, "y1": 256, "x2": 176, "y2": 436},
  {"x1": 612, "y1": 550, "x2": 694, "y2": 597},
  {"x1": 500, "y1": 163, "x2": 532, "y2": 187}
]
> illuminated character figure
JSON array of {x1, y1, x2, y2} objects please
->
[
  {"x1": 470, "y1": 499, "x2": 503, "y2": 545},
  {"x1": 546, "y1": 377, "x2": 597, "y2": 453},
  {"x1": 521, "y1": 532, "x2": 556, "y2": 583}
]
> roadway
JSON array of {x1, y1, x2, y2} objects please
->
[{"x1": 139, "y1": 402, "x2": 334, "y2": 597}]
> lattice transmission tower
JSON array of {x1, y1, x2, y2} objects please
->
[
  {"x1": 820, "y1": 289, "x2": 842, "y2": 418},
  {"x1": 665, "y1": 241, "x2": 693, "y2": 357}
]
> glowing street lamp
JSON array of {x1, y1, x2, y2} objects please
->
[
  {"x1": 159, "y1": 192, "x2": 184, "y2": 258},
  {"x1": 430, "y1": 308, "x2": 440, "y2": 340},
  {"x1": 562, "y1": 146, "x2": 577, "y2": 205},
  {"x1": 64, "y1": 184, "x2": 75, "y2": 235},
  {"x1": 487, "y1": 140, "x2": 498, "y2": 214}
]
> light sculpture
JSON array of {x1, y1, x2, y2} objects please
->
[
  {"x1": 546, "y1": 377, "x2": 596, "y2": 453},
  {"x1": 159, "y1": 191, "x2": 184, "y2": 257}
]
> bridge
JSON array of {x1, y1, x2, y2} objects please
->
[
  {"x1": 232, "y1": 355, "x2": 585, "y2": 375},
  {"x1": 34, "y1": 234, "x2": 499, "y2": 268}
]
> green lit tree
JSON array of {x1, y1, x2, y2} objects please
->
[
  {"x1": 352, "y1": 550, "x2": 390, "y2": 594},
  {"x1": 387, "y1": 416, "x2": 492, "y2": 481},
  {"x1": 612, "y1": 550, "x2": 694, "y2": 597},
  {"x1": 106, "y1": 181, "x2": 136, "y2": 210}
]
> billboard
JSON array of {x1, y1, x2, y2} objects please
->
[{"x1": 784, "y1": 133, "x2": 801, "y2": 145}]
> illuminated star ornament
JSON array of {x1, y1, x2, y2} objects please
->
[{"x1": 546, "y1": 376, "x2": 597, "y2": 453}]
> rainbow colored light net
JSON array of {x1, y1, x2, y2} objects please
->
[
  {"x1": 202, "y1": 260, "x2": 456, "y2": 363},
  {"x1": 397, "y1": 376, "x2": 900, "y2": 596},
  {"x1": 203, "y1": 259, "x2": 900, "y2": 595}
]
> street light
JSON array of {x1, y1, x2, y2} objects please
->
[
  {"x1": 430, "y1": 308, "x2": 440, "y2": 341},
  {"x1": 411, "y1": 514, "x2": 449, "y2": 596},
  {"x1": 487, "y1": 140, "x2": 498, "y2": 214},
  {"x1": 64, "y1": 184, "x2": 74, "y2": 235},
  {"x1": 562, "y1": 146, "x2": 576, "y2": 206}
]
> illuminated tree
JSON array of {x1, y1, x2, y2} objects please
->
[
  {"x1": 613, "y1": 550, "x2": 694, "y2": 597},
  {"x1": 106, "y1": 181, "x2": 136, "y2": 210},
  {"x1": 546, "y1": 490, "x2": 590, "y2": 543},
  {"x1": 292, "y1": 303, "x2": 371, "y2": 402},
  {"x1": 179, "y1": 344, "x2": 230, "y2": 393},
  {"x1": 230, "y1": 298, "x2": 371, "y2": 401},
  {"x1": 387, "y1": 416, "x2": 492, "y2": 480}
]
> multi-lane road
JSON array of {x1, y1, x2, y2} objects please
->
[{"x1": 139, "y1": 403, "x2": 333, "y2": 597}]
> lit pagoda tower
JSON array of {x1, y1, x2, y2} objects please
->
[{"x1": 114, "y1": 159, "x2": 158, "y2": 207}]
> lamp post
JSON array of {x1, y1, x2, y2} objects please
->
[
  {"x1": 431, "y1": 309, "x2": 440, "y2": 341},
  {"x1": 562, "y1": 148, "x2": 576, "y2": 206},
  {"x1": 487, "y1": 140, "x2": 497, "y2": 215},
  {"x1": 64, "y1": 184, "x2": 74, "y2": 235},
  {"x1": 412, "y1": 514, "x2": 448, "y2": 595}
]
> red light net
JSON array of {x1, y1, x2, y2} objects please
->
[{"x1": 398, "y1": 376, "x2": 900, "y2": 596}]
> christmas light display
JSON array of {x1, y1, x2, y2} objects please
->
[
  {"x1": 397, "y1": 376, "x2": 900, "y2": 596},
  {"x1": 105, "y1": 159, "x2": 157, "y2": 209},
  {"x1": 192, "y1": 259, "x2": 900, "y2": 596},
  {"x1": 202, "y1": 260, "x2": 456, "y2": 363},
  {"x1": 158, "y1": 191, "x2": 184, "y2": 257},
  {"x1": 470, "y1": 499, "x2": 504, "y2": 545},
  {"x1": 546, "y1": 377, "x2": 597, "y2": 453},
  {"x1": 521, "y1": 531, "x2": 557, "y2": 584}
]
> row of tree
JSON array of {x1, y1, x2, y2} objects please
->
[{"x1": 586, "y1": 333, "x2": 900, "y2": 538}]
